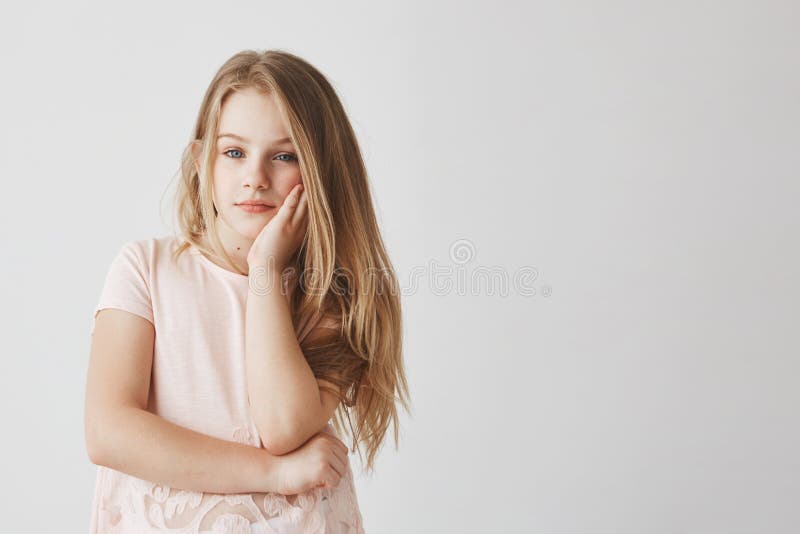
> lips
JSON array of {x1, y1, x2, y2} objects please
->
[
  {"x1": 236, "y1": 203, "x2": 275, "y2": 214},
  {"x1": 236, "y1": 201, "x2": 276, "y2": 207}
]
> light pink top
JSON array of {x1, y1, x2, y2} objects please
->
[{"x1": 88, "y1": 235, "x2": 364, "y2": 534}]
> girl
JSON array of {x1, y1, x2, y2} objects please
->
[{"x1": 84, "y1": 49, "x2": 411, "y2": 534}]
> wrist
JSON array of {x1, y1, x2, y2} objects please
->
[
  {"x1": 247, "y1": 260, "x2": 285, "y2": 276},
  {"x1": 247, "y1": 254, "x2": 285, "y2": 275},
  {"x1": 252, "y1": 448, "x2": 286, "y2": 494},
  {"x1": 248, "y1": 263, "x2": 283, "y2": 294}
]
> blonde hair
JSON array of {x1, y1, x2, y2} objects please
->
[{"x1": 167, "y1": 48, "x2": 411, "y2": 474}]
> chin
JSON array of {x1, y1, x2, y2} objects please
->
[{"x1": 238, "y1": 218, "x2": 273, "y2": 238}]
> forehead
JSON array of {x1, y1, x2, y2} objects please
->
[{"x1": 217, "y1": 88, "x2": 291, "y2": 144}]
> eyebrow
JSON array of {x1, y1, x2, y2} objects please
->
[{"x1": 216, "y1": 133, "x2": 293, "y2": 145}]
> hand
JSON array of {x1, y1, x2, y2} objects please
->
[
  {"x1": 271, "y1": 429, "x2": 350, "y2": 496},
  {"x1": 247, "y1": 183, "x2": 308, "y2": 273}
]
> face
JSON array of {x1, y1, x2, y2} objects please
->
[{"x1": 205, "y1": 87, "x2": 302, "y2": 241}]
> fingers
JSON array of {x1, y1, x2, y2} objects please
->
[
  {"x1": 312, "y1": 456, "x2": 342, "y2": 490},
  {"x1": 279, "y1": 183, "x2": 302, "y2": 216},
  {"x1": 292, "y1": 186, "x2": 308, "y2": 227},
  {"x1": 321, "y1": 466, "x2": 342, "y2": 490},
  {"x1": 290, "y1": 183, "x2": 302, "y2": 206},
  {"x1": 329, "y1": 440, "x2": 348, "y2": 470},
  {"x1": 322, "y1": 432, "x2": 349, "y2": 458},
  {"x1": 280, "y1": 183, "x2": 308, "y2": 229},
  {"x1": 328, "y1": 451, "x2": 347, "y2": 479},
  {"x1": 319, "y1": 433, "x2": 349, "y2": 482}
]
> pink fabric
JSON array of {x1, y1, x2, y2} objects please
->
[{"x1": 88, "y1": 235, "x2": 364, "y2": 533}]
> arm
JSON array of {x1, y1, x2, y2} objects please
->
[
  {"x1": 87, "y1": 405, "x2": 280, "y2": 494},
  {"x1": 85, "y1": 308, "x2": 282, "y2": 494},
  {"x1": 245, "y1": 267, "x2": 341, "y2": 456}
]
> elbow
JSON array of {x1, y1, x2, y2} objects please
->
[
  {"x1": 84, "y1": 405, "x2": 129, "y2": 466},
  {"x1": 86, "y1": 442, "x2": 106, "y2": 466},
  {"x1": 261, "y1": 437, "x2": 296, "y2": 457},
  {"x1": 85, "y1": 435, "x2": 101, "y2": 465},
  {"x1": 84, "y1": 414, "x2": 108, "y2": 466},
  {"x1": 259, "y1": 427, "x2": 301, "y2": 456},
  {"x1": 255, "y1": 418, "x2": 307, "y2": 456}
]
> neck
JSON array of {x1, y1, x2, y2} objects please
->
[{"x1": 200, "y1": 218, "x2": 253, "y2": 275}]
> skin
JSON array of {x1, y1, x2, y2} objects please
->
[
  {"x1": 84, "y1": 88, "x2": 348, "y2": 518},
  {"x1": 192, "y1": 86, "x2": 308, "y2": 274},
  {"x1": 194, "y1": 85, "x2": 347, "y2": 466}
]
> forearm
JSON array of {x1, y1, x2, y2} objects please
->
[
  {"x1": 88, "y1": 406, "x2": 281, "y2": 494},
  {"x1": 245, "y1": 266, "x2": 322, "y2": 452}
]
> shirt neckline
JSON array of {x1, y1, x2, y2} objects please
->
[{"x1": 189, "y1": 243, "x2": 249, "y2": 282}]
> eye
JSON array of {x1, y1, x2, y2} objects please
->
[
  {"x1": 276, "y1": 153, "x2": 298, "y2": 162},
  {"x1": 222, "y1": 149, "x2": 297, "y2": 162},
  {"x1": 223, "y1": 148, "x2": 244, "y2": 159}
]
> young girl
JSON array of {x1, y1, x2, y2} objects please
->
[{"x1": 85, "y1": 49, "x2": 411, "y2": 534}]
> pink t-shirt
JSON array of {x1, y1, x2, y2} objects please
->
[{"x1": 88, "y1": 235, "x2": 364, "y2": 534}]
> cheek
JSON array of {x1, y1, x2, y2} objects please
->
[
  {"x1": 211, "y1": 169, "x2": 235, "y2": 195},
  {"x1": 277, "y1": 173, "x2": 303, "y2": 196}
]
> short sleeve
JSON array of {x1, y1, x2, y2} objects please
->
[{"x1": 90, "y1": 241, "x2": 155, "y2": 335}]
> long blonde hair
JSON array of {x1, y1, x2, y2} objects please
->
[{"x1": 168, "y1": 48, "x2": 410, "y2": 474}]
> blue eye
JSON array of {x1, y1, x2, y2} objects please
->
[
  {"x1": 223, "y1": 149, "x2": 297, "y2": 162},
  {"x1": 223, "y1": 149, "x2": 244, "y2": 159}
]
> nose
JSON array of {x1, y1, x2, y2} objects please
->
[{"x1": 242, "y1": 162, "x2": 271, "y2": 191}]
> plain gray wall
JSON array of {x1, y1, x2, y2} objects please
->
[{"x1": 1, "y1": 1, "x2": 798, "y2": 532}]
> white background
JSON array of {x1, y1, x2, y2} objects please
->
[{"x1": 1, "y1": 1, "x2": 798, "y2": 532}]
